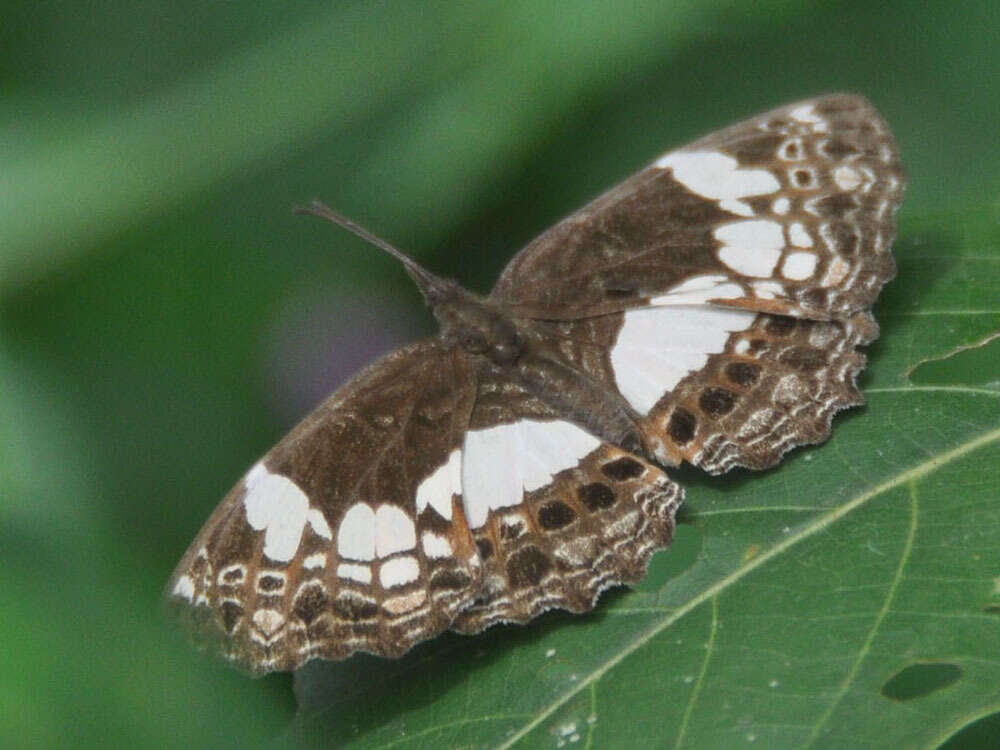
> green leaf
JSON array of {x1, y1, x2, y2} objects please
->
[{"x1": 291, "y1": 209, "x2": 1000, "y2": 748}]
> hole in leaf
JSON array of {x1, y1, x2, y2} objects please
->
[
  {"x1": 939, "y1": 710, "x2": 1000, "y2": 749},
  {"x1": 880, "y1": 662, "x2": 962, "y2": 701}
]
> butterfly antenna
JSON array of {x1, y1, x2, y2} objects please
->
[{"x1": 294, "y1": 200, "x2": 447, "y2": 298}]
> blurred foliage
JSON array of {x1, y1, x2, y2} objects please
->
[{"x1": 2, "y1": 1, "x2": 998, "y2": 748}]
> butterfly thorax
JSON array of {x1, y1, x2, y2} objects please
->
[
  {"x1": 427, "y1": 279, "x2": 652, "y2": 460},
  {"x1": 429, "y1": 281, "x2": 522, "y2": 366}
]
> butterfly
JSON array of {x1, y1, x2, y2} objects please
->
[{"x1": 166, "y1": 94, "x2": 904, "y2": 673}]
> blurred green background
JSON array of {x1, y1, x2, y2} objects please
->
[{"x1": 2, "y1": 1, "x2": 998, "y2": 748}]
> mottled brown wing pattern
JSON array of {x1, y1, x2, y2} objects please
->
[
  {"x1": 646, "y1": 312, "x2": 879, "y2": 473},
  {"x1": 452, "y1": 443, "x2": 681, "y2": 634},
  {"x1": 492, "y1": 93, "x2": 902, "y2": 319},
  {"x1": 450, "y1": 371, "x2": 682, "y2": 634},
  {"x1": 166, "y1": 342, "x2": 483, "y2": 672},
  {"x1": 529, "y1": 308, "x2": 879, "y2": 474}
]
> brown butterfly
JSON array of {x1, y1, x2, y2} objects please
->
[{"x1": 166, "y1": 94, "x2": 903, "y2": 673}]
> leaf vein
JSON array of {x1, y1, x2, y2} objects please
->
[
  {"x1": 495, "y1": 425, "x2": 1000, "y2": 750},
  {"x1": 674, "y1": 595, "x2": 718, "y2": 749},
  {"x1": 803, "y1": 480, "x2": 920, "y2": 747}
]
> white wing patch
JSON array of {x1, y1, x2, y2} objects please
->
[
  {"x1": 833, "y1": 165, "x2": 862, "y2": 191},
  {"x1": 655, "y1": 150, "x2": 780, "y2": 217},
  {"x1": 782, "y1": 251, "x2": 818, "y2": 280},
  {"x1": 306, "y1": 509, "x2": 332, "y2": 539},
  {"x1": 335, "y1": 502, "x2": 417, "y2": 566},
  {"x1": 374, "y1": 504, "x2": 417, "y2": 557},
  {"x1": 336, "y1": 503, "x2": 376, "y2": 561},
  {"x1": 649, "y1": 274, "x2": 743, "y2": 306},
  {"x1": 752, "y1": 280, "x2": 785, "y2": 299},
  {"x1": 789, "y1": 104, "x2": 829, "y2": 132},
  {"x1": 303, "y1": 553, "x2": 327, "y2": 570},
  {"x1": 172, "y1": 575, "x2": 195, "y2": 601},
  {"x1": 612, "y1": 305, "x2": 757, "y2": 414},
  {"x1": 415, "y1": 448, "x2": 461, "y2": 520},
  {"x1": 421, "y1": 531, "x2": 453, "y2": 559},
  {"x1": 461, "y1": 420, "x2": 601, "y2": 529},
  {"x1": 242, "y1": 463, "x2": 332, "y2": 563},
  {"x1": 252, "y1": 609, "x2": 285, "y2": 639},
  {"x1": 379, "y1": 556, "x2": 420, "y2": 588},
  {"x1": 714, "y1": 220, "x2": 785, "y2": 277},
  {"x1": 789, "y1": 222, "x2": 813, "y2": 247}
]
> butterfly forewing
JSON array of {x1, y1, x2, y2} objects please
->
[{"x1": 492, "y1": 93, "x2": 902, "y2": 320}]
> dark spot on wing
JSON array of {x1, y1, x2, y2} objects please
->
[
  {"x1": 220, "y1": 601, "x2": 243, "y2": 633},
  {"x1": 828, "y1": 220, "x2": 860, "y2": 255},
  {"x1": 257, "y1": 575, "x2": 283, "y2": 592},
  {"x1": 475, "y1": 538, "x2": 493, "y2": 560},
  {"x1": 601, "y1": 457, "x2": 645, "y2": 481},
  {"x1": 813, "y1": 192, "x2": 856, "y2": 217},
  {"x1": 764, "y1": 316, "x2": 796, "y2": 336},
  {"x1": 331, "y1": 594, "x2": 378, "y2": 621},
  {"x1": 506, "y1": 546, "x2": 552, "y2": 588},
  {"x1": 725, "y1": 361, "x2": 760, "y2": 387},
  {"x1": 803, "y1": 289, "x2": 827, "y2": 309},
  {"x1": 538, "y1": 501, "x2": 576, "y2": 530},
  {"x1": 578, "y1": 482, "x2": 616, "y2": 511},
  {"x1": 668, "y1": 408, "x2": 696, "y2": 444},
  {"x1": 222, "y1": 567, "x2": 245, "y2": 584},
  {"x1": 293, "y1": 586, "x2": 328, "y2": 625},
  {"x1": 699, "y1": 387, "x2": 737, "y2": 418},
  {"x1": 500, "y1": 521, "x2": 524, "y2": 540},
  {"x1": 821, "y1": 138, "x2": 859, "y2": 160},
  {"x1": 780, "y1": 346, "x2": 826, "y2": 372},
  {"x1": 430, "y1": 570, "x2": 472, "y2": 591}
]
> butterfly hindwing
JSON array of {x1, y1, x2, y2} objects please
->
[
  {"x1": 528, "y1": 307, "x2": 879, "y2": 473},
  {"x1": 449, "y1": 371, "x2": 682, "y2": 633},
  {"x1": 641, "y1": 310, "x2": 880, "y2": 473}
]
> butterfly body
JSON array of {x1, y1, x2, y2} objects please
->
[
  {"x1": 167, "y1": 94, "x2": 903, "y2": 673},
  {"x1": 391, "y1": 268, "x2": 653, "y2": 461}
]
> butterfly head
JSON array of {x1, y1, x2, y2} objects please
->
[{"x1": 431, "y1": 287, "x2": 522, "y2": 366}]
